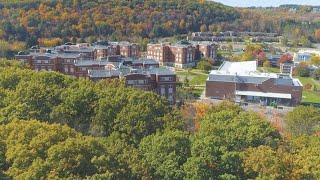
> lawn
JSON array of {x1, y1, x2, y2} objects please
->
[
  {"x1": 176, "y1": 69, "x2": 208, "y2": 86},
  {"x1": 258, "y1": 67, "x2": 280, "y2": 73},
  {"x1": 296, "y1": 77, "x2": 320, "y2": 103},
  {"x1": 176, "y1": 69, "x2": 208, "y2": 98}
]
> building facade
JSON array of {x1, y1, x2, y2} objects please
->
[
  {"x1": 16, "y1": 47, "x2": 176, "y2": 104},
  {"x1": 147, "y1": 41, "x2": 217, "y2": 68},
  {"x1": 205, "y1": 61, "x2": 303, "y2": 106},
  {"x1": 87, "y1": 61, "x2": 176, "y2": 104}
]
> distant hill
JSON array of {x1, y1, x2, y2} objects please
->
[
  {"x1": 0, "y1": 0, "x2": 239, "y2": 46},
  {"x1": 279, "y1": 4, "x2": 320, "y2": 9}
]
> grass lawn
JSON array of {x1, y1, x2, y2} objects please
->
[
  {"x1": 258, "y1": 67, "x2": 280, "y2": 73},
  {"x1": 176, "y1": 69, "x2": 208, "y2": 86},
  {"x1": 176, "y1": 69, "x2": 208, "y2": 98},
  {"x1": 296, "y1": 77, "x2": 320, "y2": 103}
]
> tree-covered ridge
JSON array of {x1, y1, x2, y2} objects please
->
[{"x1": 0, "y1": 0, "x2": 238, "y2": 45}]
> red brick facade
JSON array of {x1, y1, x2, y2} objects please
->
[
  {"x1": 147, "y1": 42, "x2": 217, "y2": 68},
  {"x1": 206, "y1": 79, "x2": 303, "y2": 106}
]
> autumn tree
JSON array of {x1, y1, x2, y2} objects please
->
[
  {"x1": 285, "y1": 106, "x2": 320, "y2": 136},
  {"x1": 278, "y1": 53, "x2": 293, "y2": 65},
  {"x1": 184, "y1": 103, "x2": 280, "y2": 179},
  {"x1": 243, "y1": 146, "x2": 288, "y2": 179},
  {"x1": 315, "y1": 29, "x2": 320, "y2": 42},
  {"x1": 293, "y1": 62, "x2": 310, "y2": 77},
  {"x1": 310, "y1": 55, "x2": 320, "y2": 66}
]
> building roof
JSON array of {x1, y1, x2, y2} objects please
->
[
  {"x1": 148, "y1": 67, "x2": 175, "y2": 76},
  {"x1": 218, "y1": 61, "x2": 257, "y2": 74},
  {"x1": 208, "y1": 74, "x2": 270, "y2": 84},
  {"x1": 57, "y1": 53, "x2": 81, "y2": 59},
  {"x1": 74, "y1": 60, "x2": 110, "y2": 66},
  {"x1": 208, "y1": 61, "x2": 303, "y2": 87},
  {"x1": 92, "y1": 45, "x2": 109, "y2": 50},
  {"x1": 88, "y1": 69, "x2": 121, "y2": 78},
  {"x1": 33, "y1": 53, "x2": 58, "y2": 60}
]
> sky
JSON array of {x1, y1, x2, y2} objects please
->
[{"x1": 213, "y1": 0, "x2": 320, "y2": 7}]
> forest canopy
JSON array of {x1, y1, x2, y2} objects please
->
[
  {"x1": 0, "y1": 60, "x2": 319, "y2": 179},
  {"x1": 0, "y1": 0, "x2": 238, "y2": 44}
]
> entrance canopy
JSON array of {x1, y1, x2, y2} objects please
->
[{"x1": 235, "y1": 91, "x2": 292, "y2": 99}]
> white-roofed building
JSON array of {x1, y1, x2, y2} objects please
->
[
  {"x1": 206, "y1": 61, "x2": 303, "y2": 106},
  {"x1": 293, "y1": 49, "x2": 320, "y2": 65}
]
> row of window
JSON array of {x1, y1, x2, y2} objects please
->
[
  {"x1": 160, "y1": 85, "x2": 174, "y2": 95},
  {"x1": 35, "y1": 60, "x2": 50, "y2": 64},
  {"x1": 159, "y1": 77, "x2": 174, "y2": 81},
  {"x1": 35, "y1": 66, "x2": 52, "y2": 71},
  {"x1": 127, "y1": 80, "x2": 148, "y2": 85},
  {"x1": 64, "y1": 67, "x2": 75, "y2": 73}
]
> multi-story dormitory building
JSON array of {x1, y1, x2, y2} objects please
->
[
  {"x1": 147, "y1": 41, "x2": 217, "y2": 68},
  {"x1": 15, "y1": 42, "x2": 176, "y2": 104},
  {"x1": 88, "y1": 65, "x2": 176, "y2": 104},
  {"x1": 16, "y1": 42, "x2": 140, "y2": 76}
]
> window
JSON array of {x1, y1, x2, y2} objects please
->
[
  {"x1": 81, "y1": 67, "x2": 86, "y2": 71},
  {"x1": 70, "y1": 67, "x2": 74, "y2": 73},
  {"x1": 160, "y1": 77, "x2": 173, "y2": 81},
  {"x1": 160, "y1": 86, "x2": 166, "y2": 95},
  {"x1": 168, "y1": 85, "x2": 173, "y2": 94},
  {"x1": 127, "y1": 80, "x2": 134, "y2": 85},
  {"x1": 138, "y1": 80, "x2": 145, "y2": 84},
  {"x1": 64, "y1": 67, "x2": 69, "y2": 72}
]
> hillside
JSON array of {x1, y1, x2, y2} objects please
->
[{"x1": 0, "y1": 0, "x2": 238, "y2": 45}]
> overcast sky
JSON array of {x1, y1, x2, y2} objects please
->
[{"x1": 213, "y1": 0, "x2": 320, "y2": 7}]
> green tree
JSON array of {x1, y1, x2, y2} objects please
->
[
  {"x1": 312, "y1": 69, "x2": 320, "y2": 80},
  {"x1": 310, "y1": 55, "x2": 320, "y2": 66},
  {"x1": 289, "y1": 136, "x2": 320, "y2": 179},
  {"x1": 285, "y1": 106, "x2": 320, "y2": 136},
  {"x1": 112, "y1": 91, "x2": 169, "y2": 144},
  {"x1": 139, "y1": 130, "x2": 190, "y2": 179},
  {"x1": 0, "y1": 120, "x2": 121, "y2": 179},
  {"x1": 263, "y1": 60, "x2": 271, "y2": 68},
  {"x1": 185, "y1": 102, "x2": 280, "y2": 178},
  {"x1": 294, "y1": 63, "x2": 310, "y2": 77},
  {"x1": 50, "y1": 79, "x2": 97, "y2": 132},
  {"x1": 243, "y1": 146, "x2": 288, "y2": 179},
  {"x1": 0, "y1": 140, "x2": 7, "y2": 179},
  {"x1": 196, "y1": 59, "x2": 212, "y2": 72}
]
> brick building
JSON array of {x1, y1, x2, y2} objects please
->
[
  {"x1": 16, "y1": 46, "x2": 176, "y2": 104},
  {"x1": 53, "y1": 41, "x2": 140, "y2": 60},
  {"x1": 147, "y1": 41, "x2": 217, "y2": 68},
  {"x1": 89, "y1": 67, "x2": 176, "y2": 104},
  {"x1": 86, "y1": 59, "x2": 176, "y2": 104},
  {"x1": 205, "y1": 61, "x2": 303, "y2": 106}
]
